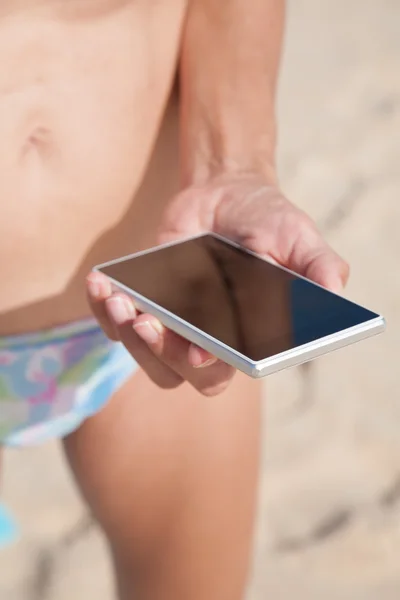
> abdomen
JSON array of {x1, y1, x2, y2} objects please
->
[{"x1": 0, "y1": 0, "x2": 185, "y2": 332}]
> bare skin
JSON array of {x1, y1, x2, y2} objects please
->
[
  {"x1": 0, "y1": 2, "x2": 262, "y2": 599},
  {"x1": 0, "y1": 0, "x2": 187, "y2": 333},
  {"x1": 0, "y1": 2, "x2": 348, "y2": 598},
  {"x1": 86, "y1": 0, "x2": 348, "y2": 398},
  {"x1": 64, "y1": 367, "x2": 261, "y2": 600}
]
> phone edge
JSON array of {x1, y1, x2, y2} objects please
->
[
  {"x1": 94, "y1": 273, "x2": 385, "y2": 379},
  {"x1": 252, "y1": 315, "x2": 385, "y2": 378}
]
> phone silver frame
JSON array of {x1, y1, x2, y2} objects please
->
[{"x1": 94, "y1": 233, "x2": 386, "y2": 378}]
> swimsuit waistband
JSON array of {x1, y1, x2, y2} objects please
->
[{"x1": 0, "y1": 318, "x2": 102, "y2": 350}]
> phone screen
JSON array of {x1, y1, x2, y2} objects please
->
[{"x1": 99, "y1": 235, "x2": 378, "y2": 362}]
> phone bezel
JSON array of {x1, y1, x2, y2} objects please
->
[{"x1": 94, "y1": 233, "x2": 385, "y2": 378}]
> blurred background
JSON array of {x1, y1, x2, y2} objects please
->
[{"x1": 1, "y1": 1, "x2": 399, "y2": 598}]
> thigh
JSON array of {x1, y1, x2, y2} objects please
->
[{"x1": 64, "y1": 368, "x2": 262, "y2": 600}]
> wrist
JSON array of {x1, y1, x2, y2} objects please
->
[
  {"x1": 180, "y1": 83, "x2": 278, "y2": 188},
  {"x1": 181, "y1": 139, "x2": 279, "y2": 189}
]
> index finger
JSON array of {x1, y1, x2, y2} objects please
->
[
  {"x1": 86, "y1": 271, "x2": 121, "y2": 341},
  {"x1": 133, "y1": 313, "x2": 236, "y2": 396}
]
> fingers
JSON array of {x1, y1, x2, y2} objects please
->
[
  {"x1": 187, "y1": 344, "x2": 219, "y2": 368},
  {"x1": 132, "y1": 314, "x2": 215, "y2": 368},
  {"x1": 86, "y1": 272, "x2": 120, "y2": 341},
  {"x1": 132, "y1": 313, "x2": 236, "y2": 396},
  {"x1": 105, "y1": 296, "x2": 183, "y2": 390},
  {"x1": 87, "y1": 273, "x2": 234, "y2": 396},
  {"x1": 87, "y1": 273, "x2": 182, "y2": 389},
  {"x1": 304, "y1": 245, "x2": 350, "y2": 293},
  {"x1": 287, "y1": 220, "x2": 350, "y2": 294}
]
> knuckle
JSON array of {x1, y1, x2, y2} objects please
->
[
  {"x1": 106, "y1": 329, "x2": 121, "y2": 342},
  {"x1": 199, "y1": 382, "x2": 230, "y2": 397},
  {"x1": 119, "y1": 328, "x2": 143, "y2": 354},
  {"x1": 155, "y1": 375, "x2": 183, "y2": 390},
  {"x1": 195, "y1": 359, "x2": 235, "y2": 396},
  {"x1": 197, "y1": 372, "x2": 233, "y2": 397},
  {"x1": 97, "y1": 319, "x2": 120, "y2": 342}
]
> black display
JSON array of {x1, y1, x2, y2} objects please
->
[{"x1": 100, "y1": 235, "x2": 378, "y2": 362}]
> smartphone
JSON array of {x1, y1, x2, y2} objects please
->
[{"x1": 94, "y1": 233, "x2": 385, "y2": 378}]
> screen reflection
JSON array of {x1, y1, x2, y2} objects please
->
[{"x1": 100, "y1": 235, "x2": 378, "y2": 361}]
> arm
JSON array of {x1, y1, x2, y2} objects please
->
[
  {"x1": 88, "y1": 0, "x2": 349, "y2": 394},
  {"x1": 179, "y1": 0, "x2": 285, "y2": 186}
]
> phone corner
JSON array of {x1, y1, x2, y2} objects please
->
[
  {"x1": 250, "y1": 364, "x2": 266, "y2": 379},
  {"x1": 370, "y1": 314, "x2": 386, "y2": 334}
]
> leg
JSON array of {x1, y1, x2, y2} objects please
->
[{"x1": 64, "y1": 369, "x2": 261, "y2": 600}]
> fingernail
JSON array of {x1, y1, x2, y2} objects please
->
[
  {"x1": 88, "y1": 280, "x2": 100, "y2": 298},
  {"x1": 87, "y1": 275, "x2": 101, "y2": 298},
  {"x1": 133, "y1": 321, "x2": 162, "y2": 345},
  {"x1": 106, "y1": 296, "x2": 133, "y2": 325},
  {"x1": 87, "y1": 274, "x2": 111, "y2": 299},
  {"x1": 194, "y1": 357, "x2": 218, "y2": 369}
]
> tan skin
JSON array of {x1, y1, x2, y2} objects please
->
[
  {"x1": 0, "y1": 1, "x2": 348, "y2": 598},
  {"x1": 0, "y1": 0, "x2": 187, "y2": 332}
]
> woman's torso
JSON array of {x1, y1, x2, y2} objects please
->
[{"x1": 0, "y1": 0, "x2": 185, "y2": 334}]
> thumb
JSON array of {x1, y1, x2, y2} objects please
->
[
  {"x1": 304, "y1": 246, "x2": 350, "y2": 293},
  {"x1": 157, "y1": 186, "x2": 218, "y2": 246}
]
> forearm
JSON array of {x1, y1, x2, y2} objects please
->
[{"x1": 180, "y1": 0, "x2": 285, "y2": 186}]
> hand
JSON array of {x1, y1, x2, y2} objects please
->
[{"x1": 87, "y1": 174, "x2": 349, "y2": 396}]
